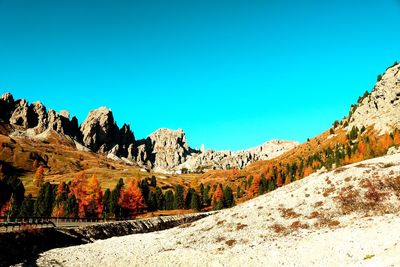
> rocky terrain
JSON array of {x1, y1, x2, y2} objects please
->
[
  {"x1": 36, "y1": 151, "x2": 400, "y2": 266},
  {"x1": 178, "y1": 140, "x2": 298, "y2": 173},
  {"x1": 349, "y1": 62, "x2": 400, "y2": 133},
  {"x1": 0, "y1": 92, "x2": 297, "y2": 174}
]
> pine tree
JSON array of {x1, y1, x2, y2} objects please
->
[
  {"x1": 110, "y1": 178, "x2": 124, "y2": 217},
  {"x1": 155, "y1": 186, "x2": 165, "y2": 210},
  {"x1": 102, "y1": 188, "x2": 111, "y2": 216},
  {"x1": 150, "y1": 176, "x2": 157, "y2": 188},
  {"x1": 174, "y1": 184, "x2": 185, "y2": 209},
  {"x1": 19, "y1": 194, "x2": 34, "y2": 217},
  {"x1": 190, "y1": 192, "x2": 201, "y2": 211},
  {"x1": 223, "y1": 186, "x2": 234, "y2": 208},
  {"x1": 185, "y1": 188, "x2": 195, "y2": 209},
  {"x1": 34, "y1": 182, "x2": 55, "y2": 217},
  {"x1": 164, "y1": 190, "x2": 175, "y2": 210},
  {"x1": 65, "y1": 194, "x2": 79, "y2": 217}
]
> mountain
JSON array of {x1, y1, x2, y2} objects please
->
[
  {"x1": 0, "y1": 92, "x2": 297, "y2": 176},
  {"x1": 348, "y1": 62, "x2": 400, "y2": 133}
]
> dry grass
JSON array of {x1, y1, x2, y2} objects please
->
[
  {"x1": 236, "y1": 223, "x2": 248, "y2": 230},
  {"x1": 279, "y1": 208, "x2": 301, "y2": 219}
]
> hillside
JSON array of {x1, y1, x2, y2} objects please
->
[{"x1": 36, "y1": 152, "x2": 400, "y2": 266}]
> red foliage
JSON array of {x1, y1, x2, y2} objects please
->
[
  {"x1": 247, "y1": 176, "x2": 261, "y2": 197},
  {"x1": 212, "y1": 184, "x2": 224, "y2": 205},
  {"x1": 119, "y1": 179, "x2": 144, "y2": 217}
]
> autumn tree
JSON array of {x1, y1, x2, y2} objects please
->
[
  {"x1": 212, "y1": 184, "x2": 224, "y2": 210},
  {"x1": 34, "y1": 165, "x2": 45, "y2": 188},
  {"x1": 70, "y1": 172, "x2": 88, "y2": 217},
  {"x1": 52, "y1": 182, "x2": 69, "y2": 218},
  {"x1": 119, "y1": 179, "x2": 144, "y2": 218},
  {"x1": 84, "y1": 175, "x2": 103, "y2": 217},
  {"x1": 247, "y1": 176, "x2": 261, "y2": 198}
]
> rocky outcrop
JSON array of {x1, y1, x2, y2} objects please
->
[
  {"x1": 178, "y1": 140, "x2": 299, "y2": 173},
  {"x1": 9, "y1": 99, "x2": 29, "y2": 128},
  {"x1": 134, "y1": 128, "x2": 192, "y2": 172},
  {"x1": 0, "y1": 92, "x2": 15, "y2": 123},
  {"x1": 349, "y1": 62, "x2": 400, "y2": 133},
  {"x1": 80, "y1": 107, "x2": 135, "y2": 157}
]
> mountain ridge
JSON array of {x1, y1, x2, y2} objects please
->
[{"x1": 0, "y1": 92, "x2": 297, "y2": 174}]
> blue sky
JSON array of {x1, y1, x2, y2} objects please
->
[{"x1": 0, "y1": 0, "x2": 399, "y2": 150}]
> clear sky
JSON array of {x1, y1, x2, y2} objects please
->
[{"x1": 0, "y1": 0, "x2": 399, "y2": 151}]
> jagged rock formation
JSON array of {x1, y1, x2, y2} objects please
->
[
  {"x1": 0, "y1": 92, "x2": 297, "y2": 173},
  {"x1": 80, "y1": 107, "x2": 135, "y2": 157},
  {"x1": 349, "y1": 62, "x2": 400, "y2": 133},
  {"x1": 178, "y1": 140, "x2": 299, "y2": 173},
  {"x1": 0, "y1": 93, "x2": 82, "y2": 140},
  {"x1": 133, "y1": 128, "x2": 192, "y2": 172}
]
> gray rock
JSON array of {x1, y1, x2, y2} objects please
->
[
  {"x1": 349, "y1": 63, "x2": 400, "y2": 133},
  {"x1": 0, "y1": 92, "x2": 15, "y2": 122},
  {"x1": 9, "y1": 99, "x2": 29, "y2": 128}
]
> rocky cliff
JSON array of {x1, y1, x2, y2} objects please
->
[
  {"x1": 0, "y1": 92, "x2": 298, "y2": 173},
  {"x1": 348, "y1": 62, "x2": 400, "y2": 133}
]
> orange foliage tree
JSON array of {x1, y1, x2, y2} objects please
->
[
  {"x1": 119, "y1": 179, "x2": 144, "y2": 217},
  {"x1": 393, "y1": 129, "x2": 400, "y2": 146},
  {"x1": 248, "y1": 176, "x2": 261, "y2": 197},
  {"x1": 380, "y1": 133, "x2": 393, "y2": 151},
  {"x1": 212, "y1": 184, "x2": 224, "y2": 209},
  {"x1": 34, "y1": 165, "x2": 45, "y2": 188},
  {"x1": 276, "y1": 172, "x2": 283, "y2": 187},
  {"x1": 84, "y1": 175, "x2": 103, "y2": 217},
  {"x1": 70, "y1": 172, "x2": 88, "y2": 217}
]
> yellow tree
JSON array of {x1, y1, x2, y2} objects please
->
[
  {"x1": 84, "y1": 175, "x2": 103, "y2": 217},
  {"x1": 34, "y1": 165, "x2": 45, "y2": 188}
]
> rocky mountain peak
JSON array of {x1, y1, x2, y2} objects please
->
[{"x1": 349, "y1": 62, "x2": 400, "y2": 133}]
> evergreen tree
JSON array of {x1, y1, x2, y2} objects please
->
[
  {"x1": 203, "y1": 184, "x2": 211, "y2": 206},
  {"x1": 223, "y1": 186, "x2": 234, "y2": 208},
  {"x1": 34, "y1": 182, "x2": 55, "y2": 217},
  {"x1": 164, "y1": 190, "x2": 175, "y2": 210},
  {"x1": 190, "y1": 192, "x2": 201, "y2": 211},
  {"x1": 65, "y1": 194, "x2": 79, "y2": 217},
  {"x1": 155, "y1": 187, "x2": 165, "y2": 210},
  {"x1": 110, "y1": 178, "x2": 124, "y2": 217},
  {"x1": 139, "y1": 179, "x2": 150, "y2": 204},
  {"x1": 259, "y1": 175, "x2": 268, "y2": 195},
  {"x1": 174, "y1": 184, "x2": 185, "y2": 209},
  {"x1": 150, "y1": 176, "x2": 157, "y2": 188},
  {"x1": 147, "y1": 192, "x2": 157, "y2": 211},
  {"x1": 185, "y1": 188, "x2": 195, "y2": 209},
  {"x1": 19, "y1": 194, "x2": 34, "y2": 217},
  {"x1": 102, "y1": 188, "x2": 111, "y2": 216},
  {"x1": 199, "y1": 183, "x2": 205, "y2": 206}
]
